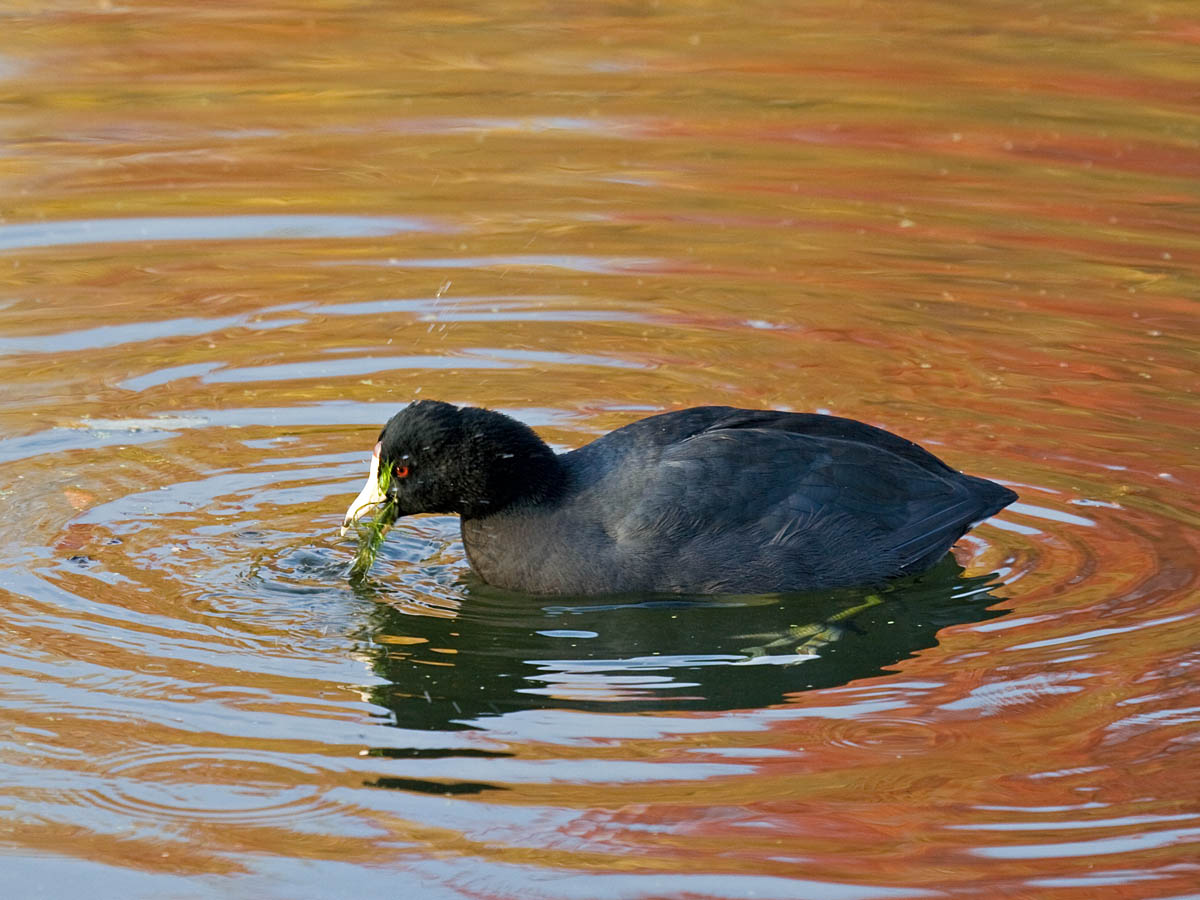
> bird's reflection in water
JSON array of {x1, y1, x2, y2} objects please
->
[{"x1": 355, "y1": 554, "x2": 1008, "y2": 734}]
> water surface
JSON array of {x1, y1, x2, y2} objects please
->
[{"x1": 1, "y1": 1, "x2": 1198, "y2": 898}]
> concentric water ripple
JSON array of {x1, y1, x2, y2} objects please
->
[
  {"x1": 1, "y1": 1, "x2": 1198, "y2": 895},
  {"x1": 86, "y1": 746, "x2": 332, "y2": 826}
]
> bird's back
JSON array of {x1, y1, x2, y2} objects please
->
[{"x1": 465, "y1": 407, "x2": 1016, "y2": 595}]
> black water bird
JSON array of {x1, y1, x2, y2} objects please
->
[{"x1": 342, "y1": 400, "x2": 1016, "y2": 595}]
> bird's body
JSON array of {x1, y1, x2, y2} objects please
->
[{"x1": 343, "y1": 401, "x2": 1017, "y2": 596}]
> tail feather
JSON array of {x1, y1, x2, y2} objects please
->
[{"x1": 891, "y1": 476, "x2": 1017, "y2": 573}]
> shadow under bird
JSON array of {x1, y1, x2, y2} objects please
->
[{"x1": 342, "y1": 400, "x2": 1017, "y2": 595}]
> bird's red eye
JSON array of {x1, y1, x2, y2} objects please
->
[{"x1": 394, "y1": 464, "x2": 410, "y2": 478}]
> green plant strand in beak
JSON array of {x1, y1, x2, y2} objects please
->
[{"x1": 349, "y1": 464, "x2": 395, "y2": 578}]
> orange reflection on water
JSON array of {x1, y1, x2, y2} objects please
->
[{"x1": 0, "y1": 0, "x2": 1198, "y2": 896}]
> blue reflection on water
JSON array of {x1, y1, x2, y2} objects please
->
[{"x1": 0, "y1": 214, "x2": 444, "y2": 251}]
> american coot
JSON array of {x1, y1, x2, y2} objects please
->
[{"x1": 342, "y1": 400, "x2": 1017, "y2": 595}]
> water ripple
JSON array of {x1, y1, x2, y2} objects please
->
[
  {"x1": 0, "y1": 214, "x2": 447, "y2": 252},
  {"x1": 84, "y1": 746, "x2": 333, "y2": 826}
]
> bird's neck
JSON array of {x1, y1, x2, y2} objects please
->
[{"x1": 456, "y1": 408, "x2": 567, "y2": 519}]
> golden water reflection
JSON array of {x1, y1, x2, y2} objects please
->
[{"x1": 0, "y1": 0, "x2": 1198, "y2": 897}]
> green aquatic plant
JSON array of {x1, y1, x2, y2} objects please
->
[{"x1": 349, "y1": 464, "x2": 396, "y2": 578}]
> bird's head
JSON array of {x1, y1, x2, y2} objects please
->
[{"x1": 341, "y1": 399, "x2": 561, "y2": 537}]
